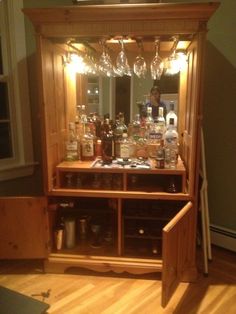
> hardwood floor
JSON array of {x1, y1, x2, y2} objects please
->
[{"x1": 0, "y1": 245, "x2": 235, "y2": 314}]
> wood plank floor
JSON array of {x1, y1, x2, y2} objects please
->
[{"x1": 0, "y1": 245, "x2": 235, "y2": 314}]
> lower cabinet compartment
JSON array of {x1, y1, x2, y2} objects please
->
[
  {"x1": 49, "y1": 197, "x2": 118, "y2": 257},
  {"x1": 48, "y1": 197, "x2": 188, "y2": 261},
  {"x1": 122, "y1": 199, "x2": 187, "y2": 259}
]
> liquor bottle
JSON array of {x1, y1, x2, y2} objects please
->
[
  {"x1": 166, "y1": 176, "x2": 178, "y2": 193},
  {"x1": 145, "y1": 106, "x2": 154, "y2": 131},
  {"x1": 80, "y1": 123, "x2": 96, "y2": 161},
  {"x1": 166, "y1": 101, "x2": 177, "y2": 129},
  {"x1": 164, "y1": 117, "x2": 179, "y2": 168},
  {"x1": 156, "y1": 139, "x2": 165, "y2": 169},
  {"x1": 156, "y1": 107, "x2": 166, "y2": 132},
  {"x1": 136, "y1": 136, "x2": 148, "y2": 159},
  {"x1": 75, "y1": 104, "x2": 87, "y2": 142},
  {"x1": 92, "y1": 112, "x2": 102, "y2": 139},
  {"x1": 114, "y1": 112, "x2": 127, "y2": 158},
  {"x1": 152, "y1": 241, "x2": 158, "y2": 255},
  {"x1": 65, "y1": 122, "x2": 79, "y2": 161},
  {"x1": 101, "y1": 118, "x2": 114, "y2": 164},
  {"x1": 87, "y1": 112, "x2": 96, "y2": 136},
  {"x1": 119, "y1": 132, "x2": 130, "y2": 161},
  {"x1": 75, "y1": 120, "x2": 81, "y2": 160},
  {"x1": 147, "y1": 107, "x2": 165, "y2": 158},
  {"x1": 131, "y1": 113, "x2": 141, "y2": 141}
]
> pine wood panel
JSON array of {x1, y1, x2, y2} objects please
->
[
  {"x1": 162, "y1": 201, "x2": 197, "y2": 307},
  {"x1": 40, "y1": 38, "x2": 72, "y2": 191},
  {"x1": 21, "y1": 2, "x2": 220, "y2": 309},
  {"x1": 0, "y1": 197, "x2": 48, "y2": 259},
  {"x1": 22, "y1": 3, "x2": 219, "y2": 28}
]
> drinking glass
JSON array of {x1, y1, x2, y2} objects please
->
[
  {"x1": 133, "y1": 40, "x2": 147, "y2": 78},
  {"x1": 98, "y1": 41, "x2": 113, "y2": 77},
  {"x1": 164, "y1": 36, "x2": 180, "y2": 75},
  {"x1": 116, "y1": 39, "x2": 131, "y2": 76},
  {"x1": 150, "y1": 38, "x2": 164, "y2": 80}
]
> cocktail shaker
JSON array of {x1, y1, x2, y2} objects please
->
[{"x1": 65, "y1": 217, "x2": 76, "y2": 248}]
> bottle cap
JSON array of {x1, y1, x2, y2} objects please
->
[{"x1": 170, "y1": 101, "x2": 175, "y2": 110}]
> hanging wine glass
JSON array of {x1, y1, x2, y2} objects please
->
[
  {"x1": 150, "y1": 38, "x2": 164, "y2": 80},
  {"x1": 133, "y1": 39, "x2": 147, "y2": 78},
  {"x1": 116, "y1": 39, "x2": 131, "y2": 76},
  {"x1": 98, "y1": 40, "x2": 113, "y2": 77},
  {"x1": 84, "y1": 50, "x2": 97, "y2": 75},
  {"x1": 164, "y1": 36, "x2": 180, "y2": 76}
]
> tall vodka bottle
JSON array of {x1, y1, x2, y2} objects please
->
[
  {"x1": 166, "y1": 101, "x2": 177, "y2": 129},
  {"x1": 164, "y1": 117, "x2": 179, "y2": 168}
]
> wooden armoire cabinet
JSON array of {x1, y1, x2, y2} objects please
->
[{"x1": 0, "y1": 2, "x2": 219, "y2": 307}]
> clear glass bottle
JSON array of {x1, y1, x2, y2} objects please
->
[
  {"x1": 156, "y1": 139, "x2": 165, "y2": 169},
  {"x1": 164, "y1": 117, "x2": 179, "y2": 168},
  {"x1": 114, "y1": 112, "x2": 127, "y2": 158},
  {"x1": 166, "y1": 101, "x2": 177, "y2": 129},
  {"x1": 147, "y1": 107, "x2": 165, "y2": 158},
  {"x1": 131, "y1": 113, "x2": 141, "y2": 141},
  {"x1": 136, "y1": 136, "x2": 148, "y2": 159},
  {"x1": 80, "y1": 123, "x2": 96, "y2": 161},
  {"x1": 119, "y1": 132, "x2": 130, "y2": 161},
  {"x1": 156, "y1": 107, "x2": 166, "y2": 131},
  {"x1": 75, "y1": 104, "x2": 87, "y2": 142},
  {"x1": 65, "y1": 122, "x2": 79, "y2": 161},
  {"x1": 145, "y1": 106, "x2": 154, "y2": 131}
]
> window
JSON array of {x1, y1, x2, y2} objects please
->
[{"x1": 0, "y1": 0, "x2": 35, "y2": 181}]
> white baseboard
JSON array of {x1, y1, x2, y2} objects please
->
[{"x1": 210, "y1": 224, "x2": 236, "y2": 252}]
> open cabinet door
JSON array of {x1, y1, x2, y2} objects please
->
[
  {"x1": 161, "y1": 202, "x2": 194, "y2": 307},
  {"x1": 0, "y1": 197, "x2": 49, "y2": 259}
]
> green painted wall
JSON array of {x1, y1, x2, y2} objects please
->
[{"x1": 1, "y1": 0, "x2": 235, "y2": 233}]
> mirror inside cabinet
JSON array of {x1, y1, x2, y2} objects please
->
[{"x1": 64, "y1": 35, "x2": 190, "y2": 124}]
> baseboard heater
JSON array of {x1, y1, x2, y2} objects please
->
[{"x1": 210, "y1": 224, "x2": 236, "y2": 252}]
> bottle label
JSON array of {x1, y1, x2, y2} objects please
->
[
  {"x1": 120, "y1": 144, "x2": 129, "y2": 159},
  {"x1": 66, "y1": 141, "x2": 78, "y2": 160},
  {"x1": 156, "y1": 158, "x2": 165, "y2": 169},
  {"x1": 66, "y1": 141, "x2": 78, "y2": 151},
  {"x1": 166, "y1": 136, "x2": 178, "y2": 144},
  {"x1": 81, "y1": 139, "x2": 94, "y2": 157},
  {"x1": 149, "y1": 132, "x2": 162, "y2": 140}
]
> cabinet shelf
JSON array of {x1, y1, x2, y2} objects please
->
[
  {"x1": 52, "y1": 242, "x2": 117, "y2": 257},
  {"x1": 55, "y1": 158, "x2": 186, "y2": 195},
  {"x1": 125, "y1": 234, "x2": 162, "y2": 240},
  {"x1": 124, "y1": 216, "x2": 169, "y2": 221}
]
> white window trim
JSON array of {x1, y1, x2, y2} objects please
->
[{"x1": 0, "y1": 0, "x2": 36, "y2": 181}]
